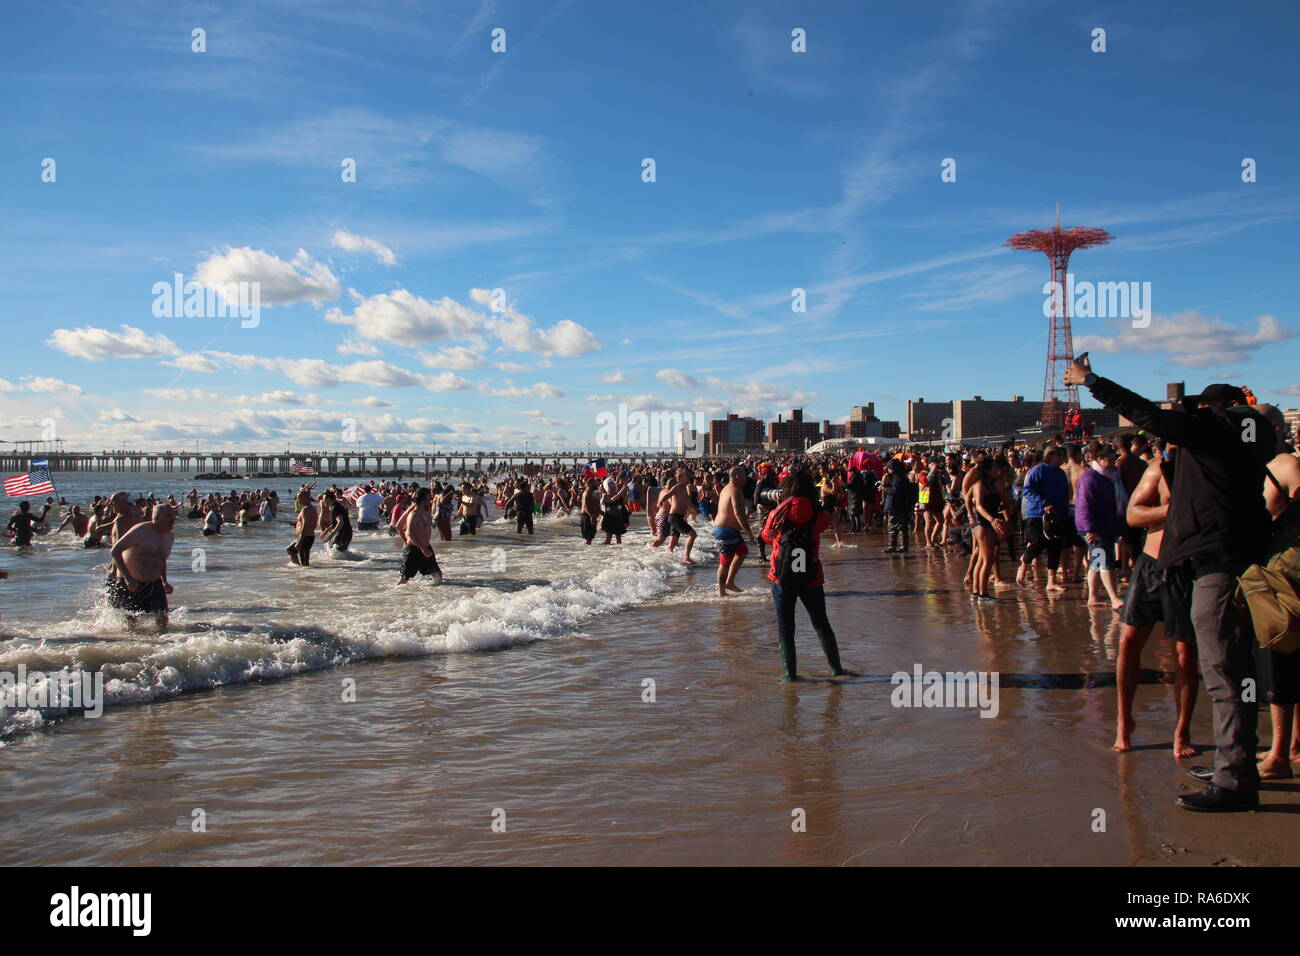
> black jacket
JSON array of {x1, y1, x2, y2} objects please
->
[
  {"x1": 1087, "y1": 376, "x2": 1272, "y2": 568},
  {"x1": 882, "y1": 471, "x2": 917, "y2": 515}
]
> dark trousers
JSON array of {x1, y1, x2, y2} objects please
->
[
  {"x1": 1190, "y1": 562, "x2": 1259, "y2": 793},
  {"x1": 516, "y1": 512, "x2": 533, "y2": 534},
  {"x1": 887, "y1": 514, "x2": 911, "y2": 551},
  {"x1": 1021, "y1": 517, "x2": 1062, "y2": 570},
  {"x1": 770, "y1": 582, "x2": 843, "y2": 679}
]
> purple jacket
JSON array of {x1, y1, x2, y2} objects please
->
[{"x1": 1074, "y1": 467, "x2": 1127, "y2": 537}]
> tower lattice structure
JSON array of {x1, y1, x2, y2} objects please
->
[{"x1": 1005, "y1": 214, "x2": 1113, "y2": 430}]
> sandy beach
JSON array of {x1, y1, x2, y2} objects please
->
[{"x1": 4, "y1": 517, "x2": 1296, "y2": 867}]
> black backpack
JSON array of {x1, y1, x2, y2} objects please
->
[{"x1": 776, "y1": 505, "x2": 820, "y2": 590}]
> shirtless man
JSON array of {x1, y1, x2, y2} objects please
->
[
  {"x1": 579, "y1": 477, "x2": 601, "y2": 545},
  {"x1": 108, "y1": 504, "x2": 176, "y2": 631},
  {"x1": 656, "y1": 467, "x2": 698, "y2": 564},
  {"x1": 287, "y1": 490, "x2": 317, "y2": 566},
  {"x1": 711, "y1": 466, "x2": 757, "y2": 595},
  {"x1": 1112, "y1": 445, "x2": 1198, "y2": 757},
  {"x1": 100, "y1": 491, "x2": 142, "y2": 607},
  {"x1": 57, "y1": 505, "x2": 93, "y2": 540},
  {"x1": 396, "y1": 487, "x2": 442, "y2": 584}
]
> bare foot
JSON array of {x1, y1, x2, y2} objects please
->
[
  {"x1": 682, "y1": 559, "x2": 696, "y2": 565},
  {"x1": 726, "y1": 584, "x2": 743, "y2": 593},
  {"x1": 1046, "y1": 583, "x2": 1066, "y2": 593},
  {"x1": 1112, "y1": 733, "x2": 1133, "y2": 753},
  {"x1": 1173, "y1": 737, "x2": 1198, "y2": 759},
  {"x1": 1258, "y1": 756, "x2": 1293, "y2": 779},
  {"x1": 994, "y1": 579, "x2": 1013, "y2": 590},
  {"x1": 1087, "y1": 598, "x2": 1109, "y2": 607},
  {"x1": 1110, "y1": 598, "x2": 1125, "y2": 611}
]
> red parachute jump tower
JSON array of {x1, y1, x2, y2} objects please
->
[{"x1": 1005, "y1": 207, "x2": 1113, "y2": 430}]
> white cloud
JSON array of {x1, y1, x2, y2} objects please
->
[
  {"x1": 338, "y1": 337, "x2": 382, "y2": 357},
  {"x1": 144, "y1": 388, "x2": 219, "y2": 402},
  {"x1": 418, "y1": 346, "x2": 486, "y2": 370},
  {"x1": 331, "y1": 229, "x2": 400, "y2": 266},
  {"x1": 487, "y1": 313, "x2": 603, "y2": 357},
  {"x1": 165, "y1": 353, "x2": 221, "y2": 373},
  {"x1": 480, "y1": 379, "x2": 565, "y2": 399},
  {"x1": 233, "y1": 391, "x2": 321, "y2": 406},
  {"x1": 48, "y1": 324, "x2": 180, "y2": 360},
  {"x1": 656, "y1": 369, "x2": 702, "y2": 390},
  {"x1": 1075, "y1": 312, "x2": 1295, "y2": 368},
  {"x1": 21, "y1": 376, "x2": 83, "y2": 396},
  {"x1": 601, "y1": 369, "x2": 631, "y2": 384},
  {"x1": 325, "y1": 289, "x2": 483, "y2": 346},
  {"x1": 194, "y1": 247, "x2": 340, "y2": 305},
  {"x1": 471, "y1": 287, "x2": 603, "y2": 357}
]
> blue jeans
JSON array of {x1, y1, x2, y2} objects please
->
[{"x1": 770, "y1": 582, "x2": 843, "y2": 680}]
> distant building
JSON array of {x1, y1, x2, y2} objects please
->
[
  {"x1": 1283, "y1": 408, "x2": 1299, "y2": 441},
  {"x1": 953, "y1": 395, "x2": 1042, "y2": 439},
  {"x1": 768, "y1": 409, "x2": 822, "y2": 450},
  {"x1": 708, "y1": 414, "x2": 764, "y2": 456},
  {"x1": 907, "y1": 398, "x2": 953, "y2": 441}
]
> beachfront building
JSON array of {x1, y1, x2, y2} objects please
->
[
  {"x1": 1284, "y1": 408, "x2": 1300, "y2": 440},
  {"x1": 708, "y1": 414, "x2": 765, "y2": 456},
  {"x1": 768, "y1": 409, "x2": 822, "y2": 450},
  {"x1": 906, "y1": 398, "x2": 953, "y2": 441}
]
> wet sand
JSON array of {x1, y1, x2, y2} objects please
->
[{"x1": 3, "y1": 534, "x2": 1298, "y2": 866}]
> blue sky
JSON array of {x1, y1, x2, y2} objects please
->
[{"x1": 2, "y1": 0, "x2": 1297, "y2": 452}]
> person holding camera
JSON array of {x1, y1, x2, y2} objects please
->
[{"x1": 1065, "y1": 357, "x2": 1273, "y2": 812}]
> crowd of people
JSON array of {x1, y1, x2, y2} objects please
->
[{"x1": 4, "y1": 362, "x2": 1299, "y2": 814}]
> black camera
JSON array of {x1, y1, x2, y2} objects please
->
[{"x1": 756, "y1": 487, "x2": 785, "y2": 508}]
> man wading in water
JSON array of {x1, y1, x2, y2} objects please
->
[
  {"x1": 712, "y1": 465, "x2": 756, "y2": 595},
  {"x1": 396, "y1": 487, "x2": 443, "y2": 584},
  {"x1": 108, "y1": 503, "x2": 176, "y2": 631}
]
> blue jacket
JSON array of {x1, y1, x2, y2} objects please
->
[{"x1": 1022, "y1": 462, "x2": 1070, "y2": 518}]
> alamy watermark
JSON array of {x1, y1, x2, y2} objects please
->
[
  {"x1": 1043, "y1": 273, "x2": 1150, "y2": 328},
  {"x1": 152, "y1": 273, "x2": 261, "y2": 328},
  {"x1": 594, "y1": 403, "x2": 706, "y2": 457},
  {"x1": 1, "y1": 664, "x2": 105, "y2": 717},
  {"x1": 891, "y1": 664, "x2": 1000, "y2": 718}
]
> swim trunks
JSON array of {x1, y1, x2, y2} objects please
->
[
  {"x1": 711, "y1": 525, "x2": 743, "y2": 555},
  {"x1": 668, "y1": 514, "x2": 693, "y2": 537},
  {"x1": 1120, "y1": 552, "x2": 1192, "y2": 641},
  {"x1": 400, "y1": 545, "x2": 442, "y2": 579},
  {"x1": 118, "y1": 579, "x2": 169, "y2": 616}
]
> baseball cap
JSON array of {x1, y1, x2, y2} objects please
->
[{"x1": 1182, "y1": 384, "x2": 1247, "y2": 407}]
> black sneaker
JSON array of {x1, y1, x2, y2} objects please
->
[
  {"x1": 1187, "y1": 765, "x2": 1214, "y2": 782},
  {"x1": 1175, "y1": 783, "x2": 1259, "y2": 813}
]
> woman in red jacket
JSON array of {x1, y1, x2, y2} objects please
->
[{"x1": 761, "y1": 469, "x2": 847, "y2": 682}]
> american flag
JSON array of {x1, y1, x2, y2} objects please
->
[
  {"x1": 291, "y1": 458, "x2": 316, "y2": 476},
  {"x1": 4, "y1": 460, "x2": 56, "y2": 497},
  {"x1": 342, "y1": 485, "x2": 365, "y2": 505}
]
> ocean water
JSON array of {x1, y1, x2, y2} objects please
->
[{"x1": 0, "y1": 472, "x2": 709, "y2": 740}]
